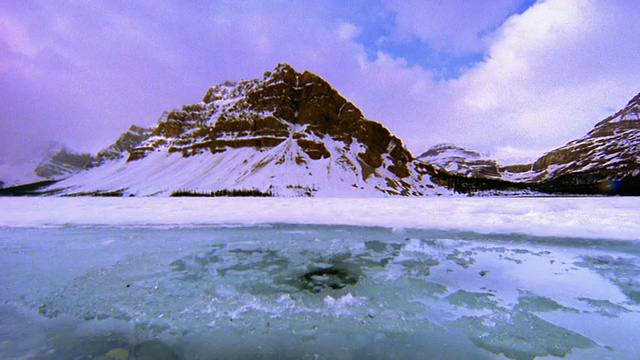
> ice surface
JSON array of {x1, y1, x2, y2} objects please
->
[
  {"x1": 1, "y1": 197, "x2": 638, "y2": 240},
  {"x1": 0, "y1": 198, "x2": 639, "y2": 359}
]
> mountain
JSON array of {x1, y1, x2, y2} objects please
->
[
  {"x1": 0, "y1": 157, "x2": 41, "y2": 188},
  {"x1": 0, "y1": 143, "x2": 92, "y2": 188},
  {"x1": 417, "y1": 143, "x2": 502, "y2": 179},
  {"x1": 34, "y1": 142, "x2": 94, "y2": 179},
  {"x1": 46, "y1": 64, "x2": 445, "y2": 197},
  {"x1": 92, "y1": 125, "x2": 153, "y2": 166},
  {"x1": 413, "y1": 144, "x2": 528, "y2": 195},
  {"x1": 420, "y1": 93, "x2": 640, "y2": 195},
  {"x1": 5, "y1": 64, "x2": 636, "y2": 197},
  {"x1": 509, "y1": 92, "x2": 640, "y2": 194}
]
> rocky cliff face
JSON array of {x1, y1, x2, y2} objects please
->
[
  {"x1": 50, "y1": 64, "x2": 442, "y2": 197},
  {"x1": 134, "y1": 64, "x2": 413, "y2": 178},
  {"x1": 93, "y1": 125, "x2": 153, "y2": 166},
  {"x1": 420, "y1": 93, "x2": 640, "y2": 195},
  {"x1": 506, "y1": 92, "x2": 640, "y2": 194},
  {"x1": 525, "y1": 93, "x2": 639, "y2": 180},
  {"x1": 417, "y1": 143, "x2": 502, "y2": 179},
  {"x1": 34, "y1": 143, "x2": 93, "y2": 179}
]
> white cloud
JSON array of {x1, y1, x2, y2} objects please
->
[
  {"x1": 437, "y1": 0, "x2": 640, "y2": 154},
  {"x1": 336, "y1": 22, "x2": 360, "y2": 41},
  {"x1": 0, "y1": 0, "x2": 638, "y2": 167},
  {"x1": 0, "y1": 9, "x2": 40, "y2": 58},
  {"x1": 323, "y1": 0, "x2": 640, "y2": 159},
  {"x1": 386, "y1": 0, "x2": 530, "y2": 54}
]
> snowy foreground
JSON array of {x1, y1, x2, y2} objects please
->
[
  {"x1": 1, "y1": 197, "x2": 639, "y2": 240},
  {"x1": 0, "y1": 197, "x2": 639, "y2": 359}
]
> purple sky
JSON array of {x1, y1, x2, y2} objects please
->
[{"x1": 1, "y1": 0, "x2": 639, "y2": 166}]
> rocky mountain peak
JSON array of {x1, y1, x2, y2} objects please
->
[
  {"x1": 417, "y1": 143, "x2": 501, "y2": 179},
  {"x1": 34, "y1": 143, "x2": 93, "y2": 179},
  {"x1": 588, "y1": 92, "x2": 640, "y2": 138},
  {"x1": 54, "y1": 63, "x2": 428, "y2": 196},
  {"x1": 94, "y1": 125, "x2": 152, "y2": 166},
  {"x1": 134, "y1": 64, "x2": 415, "y2": 179},
  {"x1": 247, "y1": 63, "x2": 366, "y2": 134},
  {"x1": 419, "y1": 143, "x2": 486, "y2": 160},
  {"x1": 527, "y1": 92, "x2": 639, "y2": 180},
  {"x1": 197, "y1": 63, "x2": 366, "y2": 141},
  {"x1": 141, "y1": 65, "x2": 349, "y2": 150}
]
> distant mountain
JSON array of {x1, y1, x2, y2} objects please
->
[
  {"x1": 421, "y1": 93, "x2": 640, "y2": 195},
  {"x1": 511, "y1": 92, "x2": 640, "y2": 194},
  {"x1": 46, "y1": 64, "x2": 445, "y2": 197},
  {"x1": 0, "y1": 143, "x2": 92, "y2": 188},
  {"x1": 34, "y1": 142, "x2": 93, "y2": 179},
  {"x1": 417, "y1": 143, "x2": 502, "y2": 179},
  {"x1": 3, "y1": 64, "x2": 637, "y2": 197},
  {"x1": 0, "y1": 156, "x2": 42, "y2": 188}
]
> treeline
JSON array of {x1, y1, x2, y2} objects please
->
[
  {"x1": 170, "y1": 188, "x2": 274, "y2": 197},
  {"x1": 430, "y1": 173, "x2": 529, "y2": 195},
  {"x1": 0, "y1": 180, "x2": 59, "y2": 196},
  {"x1": 432, "y1": 171, "x2": 640, "y2": 196}
]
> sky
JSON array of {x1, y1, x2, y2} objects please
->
[{"x1": 1, "y1": 0, "x2": 639, "y2": 166}]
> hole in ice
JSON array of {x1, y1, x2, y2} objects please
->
[{"x1": 299, "y1": 267, "x2": 358, "y2": 293}]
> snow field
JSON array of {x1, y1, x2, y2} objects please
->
[{"x1": 1, "y1": 197, "x2": 638, "y2": 241}]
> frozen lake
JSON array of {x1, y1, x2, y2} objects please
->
[{"x1": 0, "y1": 197, "x2": 639, "y2": 359}]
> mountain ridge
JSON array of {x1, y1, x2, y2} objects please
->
[
  {"x1": 1, "y1": 64, "x2": 638, "y2": 196},
  {"x1": 423, "y1": 92, "x2": 639, "y2": 195},
  {"x1": 39, "y1": 64, "x2": 442, "y2": 197}
]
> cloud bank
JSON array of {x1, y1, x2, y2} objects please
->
[{"x1": 1, "y1": 0, "x2": 638, "y2": 166}]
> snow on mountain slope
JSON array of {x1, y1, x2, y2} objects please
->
[
  {"x1": 50, "y1": 64, "x2": 447, "y2": 197},
  {"x1": 0, "y1": 143, "x2": 93, "y2": 188},
  {"x1": 33, "y1": 142, "x2": 93, "y2": 179},
  {"x1": 52, "y1": 137, "x2": 407, "y2": 197},
  {"x1": 0, "y1": 158, "x2": 42, "y2": 187},
  {"x1": 412, "y1": 93, "x2": 639, "y2": 195},
  {"x1": 33, "y1": 65, "x2": 639, "y2": 197},
  {"x1": 503, "y1": 92, "x2": 640, "y2": 184},
  {"x1": 417, "y1": 143, "x2": 502, "y2": 179}
]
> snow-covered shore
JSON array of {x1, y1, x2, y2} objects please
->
[{"x1": 1, "y1": 197, "x2": 637, "y2": 241}]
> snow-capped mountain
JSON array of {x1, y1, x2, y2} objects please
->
[
  {"x1": 48, "y1": 64, "x2": 445, "y2": 197},
  {"x1": 496, "y1": 92, "x2": 639, "y2": 194},
  {"x1": 419, "y1": 92, "x2": 640, "y2": 195},
  {"x1": 521, "y1": 93, "x2": 638, "y2": 179},
  {"x1": 417, "y1": 143, "x2": 502, "y2": 179},
  {"x1": 34, "y1": 142, "x2": 93, "y2": 179},
  {"x1": 0, "y1": 143, "x2": 93, "y2": 189},
  {"x1": 92, "y1": 125, "x2": 153, "y2": 166},
  {"x1": 0, "y1": 157, "x2": 42, "y2": 188},
  {"x1": 4, "y1": 64, "x2": 636, "y2": 197}
]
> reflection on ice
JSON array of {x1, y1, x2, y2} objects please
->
[
  {"x1": 575, "y1": 255, "x2": 640, "y2": 304},
  {"x1": 1, "y1": 225, "x2": 639, "y2": 359}
]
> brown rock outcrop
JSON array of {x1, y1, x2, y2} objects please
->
[{"x1": 530, "y1": 92, "x2": 639, "y2": 183}]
